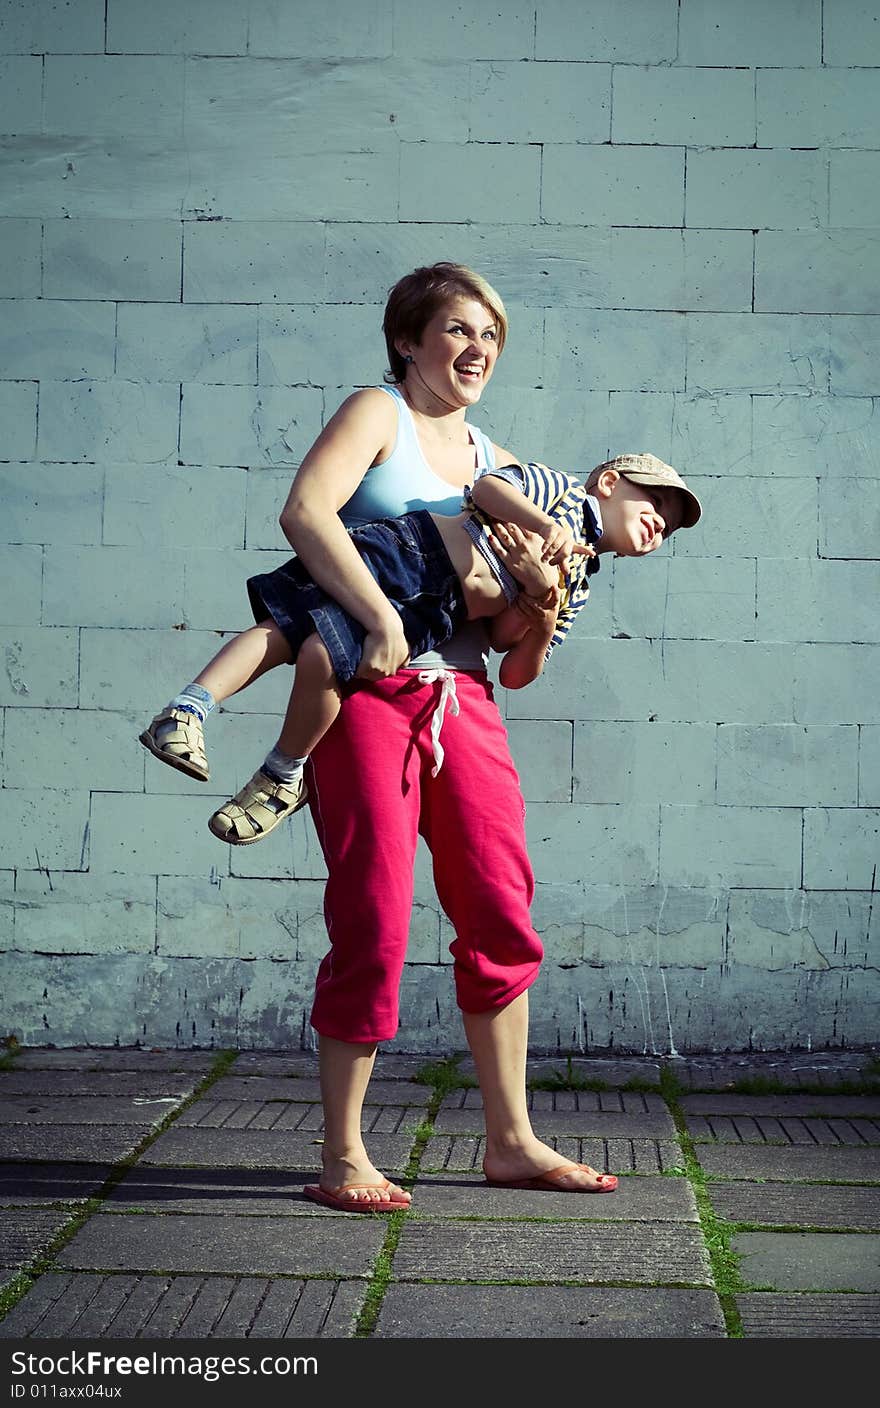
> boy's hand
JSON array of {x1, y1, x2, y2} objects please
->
[
  {"x1": 488, "y1": 521, "x2": 557, "y2": 597},
  {"x1": 356, "y1": 617, "x2": 410, "y2": 680},
  {"x1": 540, "y1": 522, "x2": 596, "y2": 572},
  {"x1": 515, "y1": 581, "x2": 562, "y2": 627}
]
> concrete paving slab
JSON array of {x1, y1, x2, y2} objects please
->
[
  {"x1": 392, "y1": 1220, "x2": 713, "y2": 1285},
  {"x1": 13, "y1": 1049, "x2": 216, "y2": 1072},
  {"x1": 681, "y1": 1092, "x2": 880, "y2": 1117},
  {"x1": 440, "y1": 1088, "x2": 668, "y2": 1112},
  {"x1": 670, "y1": 1052, "x2": 878, "y2": 1090},
  {"x1": 0, "y1": 1072, "x2": 200, "y2": 1098},
  {"x1": 375, "y1": 1283, "x2": 725, "y2": 1337},
  {"x1": 736, "y1": 1291, "x2": 880, "y2": 1338},
  {"x1": 733, "y1": 1231, "x2": 880, "y2": 1291},
  {"x1": 0, "y1": 1271, "x2": 365, "y2": 1338},
  {"x1": 138, "y1": 1127, "x2": 413, "y2": 1172},
  {"x1": 708, "y1": 1181, "x2": 880, "y2": 1229},
  {"x1": 0, "y1": 1125, "x2": 148, "y2": 1164},
  {"x1": 0, "y1": 1209, "x2": 72, "y2": 1269},
  {"x1": 422, "y1": 1133, "x2": 684, "y2": 1175},
  {"x1": 686, "y1": 1112, "x2": 879, "y2": 1145},
  {"x1": 105, "y1": 1166, "x2": 396, "y2": 1217},
  {"x1": 697, "y1": 1145, "x2": 880, "y2": 1181},
  {"x1": 0, "y1": 1162, "x2": 112, "y2": 1206},
  {"x1": 176, "y1": 1098, "x2": 422, "y2": 1136},
  {"x1": 225, "y1": 1053, "x2": 320, "y2": 1076},
  {"x1": 433, "y1": 1107, "x2": 675, "y2": 1137},
  {"x1": 0, "y1": 1096, "x2": 181, "y2": 1127},
  {"x1": 408, "y1": 1171, "x2": 697, "y2": 1221},
  {"x1": 458, "y1": 1055, "x2": 664, "y2": 1086},
  {"x1": 208, "y1": 1076, "x2": 431, "y2": 1105},
  {"x1": 55, "y1": 1211, "x2": 388, "y2": 1277}
]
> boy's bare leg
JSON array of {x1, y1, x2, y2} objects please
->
[
  {"x1": 275, "y1": 632, "x2": 343, "y2": 759},
  {"x1": 317, "y1": 1036, "x2": 411, "y2": 1206},
  {"x1": 193, "y1": 621, "x2": 292, "y2": 704},
  {"x1": 464, "y1": 991, "x2": 614, "y2": 1190}
]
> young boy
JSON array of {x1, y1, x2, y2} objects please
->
[{"x1": 139, "y1": 452, "x2": 701, "y2": 844}]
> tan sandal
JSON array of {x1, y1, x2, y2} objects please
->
[
  {"x1": 208, "y1": 768, "x2": 307, "y2": 845},
  {"x1": 139, "y1": 707, "x2": 210, "y2": 782}
]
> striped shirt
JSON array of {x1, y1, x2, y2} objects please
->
[{"x1": 464, "y1": 461, "x2": 602, "y2": 659}]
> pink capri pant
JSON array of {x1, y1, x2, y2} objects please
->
[{"x1": 307, "y1": 668, "x2": 544, "y2": 1043}]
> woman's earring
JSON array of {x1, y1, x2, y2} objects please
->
[{"x1": 404, "y1": 354, "x2": 413, "y2": 363}]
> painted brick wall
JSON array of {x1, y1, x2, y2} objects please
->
[{"x1": 1, "y1": 0, "x2": 877, "y2": 1053}]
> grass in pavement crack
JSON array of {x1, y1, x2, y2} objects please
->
[{"x1": 659, "y1": 1065, "x2": 744, "y2": 1338}]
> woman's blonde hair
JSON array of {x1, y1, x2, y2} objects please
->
[{"x1": 382, "y1": 262, "x2": 508, "y2": 383}]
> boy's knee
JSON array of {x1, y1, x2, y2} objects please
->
[{"x1": 298, "y1": 631, "x2": 334, "y2": 680}]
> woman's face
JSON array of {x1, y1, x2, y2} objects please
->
[{"x1": 401, "y1": 295, "x2": 501, "y2": 410}]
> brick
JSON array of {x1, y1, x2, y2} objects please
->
[
  {"x1": 43, "y1": 547, "x2": 185, "y2": 628},
  {"x1": 42, "y1": 219, "x2": 182, "y2": 301},
  {"x1": 191, "y1": 150, "x2": 396, "y2": 222},
  {"x1": 117, "y1": 303, "x2": 257, "y2": 384},
  {"x1": 12, "y1": 871, "x2": 156, "y2": 955},
  {"x1": 394, "y1": 2, "x2": 534, "y2": 58},
  {"x1": 471, "y1": 62, "x2": 610, "y2": 143},
  {"x1": 183, "y1": 221, "x2": 324, "y2": 304},
  {"x1": 228, "y1": 805, "x2": 328, "y2": 883},
  {"x1": 663, "y1": 641, "x2": 797, "y2": 724},
  {"x1": 578, "y1": 884, "x2": 727, "y2": 967},
  {"x1": 672, "y1": 475, "x2": 818, "y2": 559},
  {"x1": 38, "y1": 380, "x2": 179, "y2": 464},
  {"x1": 727, "y1": 890, "x2": 876, "y2": 971},
  {"x1": 752, "y1": 396, "x2": 879, "y2": 477},
  {"x1": 611, "y1": 229, "x2": 753, "y2": 313},
  {"x1": 103, "y1": 464, "x2": 248, "y2": 550},
  {"x1": 244, "y1": 470, "x2": 292, "y2": 551},
  {"x1": 830, "y1": 152, "x2": 880, "y2": 227},
  {"x1": 0, "y1": 873, "x2": 13, "y2": 947},
  {"x1": 686, "y1": 314, "x2": 828, "y2": 394},
  {"x1": 686, "y1": 149, "x2": 826, "y2": 231},
  {"x1": 399, "y1": 144, "x2": 540, "y2": 224},
  {"x1": 180, "y1": 385, "x2": 322, "y2": 467},
  {"x1": 607, "y1": 391, "x2": 674, "y2": 462},
  {"x1": 758, "y1": 68, "x2": 880, "y2": 147},
  {"x1": 525, "y1": 802, "x2": 659, "y2": 885},
  {"x1": 820, "y1": 478, "x2": 879, "y2": 559},
  {"x1": 258, "y1": 304, "x2": 385, "y2": 389},
  {"x1": 612, "y1": 556, "x2": 757, "y2": 641},
  {"x1": 661, "y1": 805, "x2": 801, "y2": 889},
  {"x1": 0, "y1": 57, "x2": 42, "y2": 133},
  {"x1": 0, "y1": 141, "x2": 193, "y2": 222},
  {"x1": 542, "y1": 144, "x2": 681, "y2": 227},
  {"x1": 679, "y1": 0, "x2": 821, "y2": 65},
  {"x1": 90, "y1": 792, "x2": 226, "y2": 876},
  {"x1": 795, "y1": 644, "x2": 880, "y2": 724},
  {"x1": 0, "y1": 1, "x2": 104, "y2": 52},
  {"x1": 670, "y1": 394, "x2": 753, "y2": 480},
  {"x1": 0, "y1": 301, "x2": 115, "y2": 379},
  {"x1": 157, "y1": 876, "x2": 311, "y2": 960},
  {"x1": 0, "y1": 544, "x2": 41, "y2": 626},
  {"x1": 717, "y1": 725, "x2": 859, "y2": 807},
  {"x1": 544, "y1": 310, "x2": 686, "y2": 391},
  {"x1": 0, "y1": 219, "x2": 40, "y2": 296},
  {"x1": 2, "y1": 463, "x2": 102, "y2": 543},
  {"x1": 824, "y1": 0, "x2": 880, "y2": 64},
  {"x1": 476, "y1": 387, "x2": 611, "y2": 480},
  {"x1": 0, "y1": 627, "x2": 78, "y2": 708},
  {"x1": 106, "y1": 0, "x2": 249, "y2": 54},
  {"x1": 860, "y1": 727, "x2": 880, "y2": 806},
  {"x1": 248, "y1": 0, "x2": 391, "y2": 57},
  {"x1": 0, "y1": 789, "x2": 88, "y2": 869},
  {"x1": 757, "y1": 558, "x2": 880, "y2": 643},
  {"x1": 803, "y1": 808, "x2": 880, "y2": 890},
  {"x1": 182, "y1": 548, "x2": 289, "y2": 633},
  {"x1": 536, "y1": 0, "x2": 678, "y2": 61},
  {"x1": 4, "y1": 707, "x2": 144, "y2": 791},
  {"x1": 44, "y1": 56, "x2": 184, "y2": 140},
  {"x1": 506, "y1": 719, "x2": 573, "y2": 803},
  {"x1": 0, "y1": 382, "x2": 37, "y2": 461},
  {"x1": 757, "y1": 231, "x2": 880, "y2": 315},
  {"x1": 574, "y1": 721, "x2": 714, "y2": 805},
  {"x1": 829, "y1": 318, "x2": 880, "y2": 396},
  {"x1": 612, "y1": 68, "x2": 755, "y2": 147}
]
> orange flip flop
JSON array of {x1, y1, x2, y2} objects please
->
[
  {"x1": 303, "y1": 1179, "x2": 412, "y2": 1213},
  {"x1": 485, "y1": 1162, "x2": 618, "y2": 1193}
]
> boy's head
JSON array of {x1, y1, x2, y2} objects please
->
[{"x1": 586, "y1": 453, "x2": 701, "y2": 557}]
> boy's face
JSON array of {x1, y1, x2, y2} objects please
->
[{"x1": 595, "y1": 471, "x2": 683, "y2": 556}]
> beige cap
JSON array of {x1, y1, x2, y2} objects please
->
[{"x1": 596, "y1": 453, "x2": 702, "y2": 531}]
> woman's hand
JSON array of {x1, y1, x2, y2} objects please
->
[
  {"x1": 488, "y1": 521, "x2": 558, "y2": 597},
  {"x1": 355, "y1": 615, "x2": 411, "y2": 680}
]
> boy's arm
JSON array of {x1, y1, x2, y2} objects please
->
[
  {"x1": 495, "y1": 585, "x2": 562, "y2": 690},
  {"x1": 471, "y1": 471, "x2": 595, "y2": 570}
]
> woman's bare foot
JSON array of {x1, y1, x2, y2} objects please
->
[
  {"x1": 318, "y1": 1150, "x2": 411, "y2": 1207},
  {"x1": 482, "y1": 1136, "x2": 616, "y2": 1192}
]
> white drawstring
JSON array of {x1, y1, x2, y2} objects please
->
[{"x1": 416, "y1": 669, "x2": 460, "y2": 775}]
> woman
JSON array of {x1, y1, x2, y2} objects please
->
[{"x1": 281, "y1": 263, "x2": 617, "y2": 1209}]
